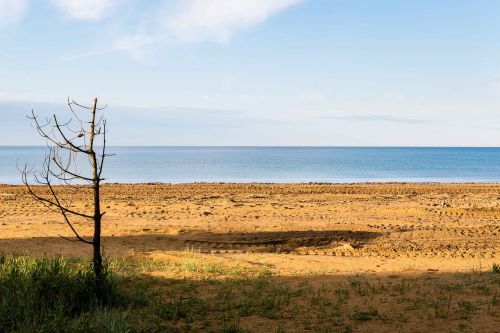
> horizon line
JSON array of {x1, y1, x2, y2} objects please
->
[{"x1": 2, "y1": 145, "x2": 500, "y2": 149}]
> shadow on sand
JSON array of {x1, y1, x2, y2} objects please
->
[{"x1": 0, "y1": 229, "x2": 383, "y2": 256}]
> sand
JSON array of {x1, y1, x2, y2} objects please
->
[{"x1": 0, "y1": 182, "x2": 498, "y2": 275}]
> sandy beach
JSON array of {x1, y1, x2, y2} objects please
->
[{"x1": 1, "y1": 182, "x2": 499, "y2": 274}]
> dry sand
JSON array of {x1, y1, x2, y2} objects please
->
[{"x1": 0, "y1": 183, "x2": 498, "y2": 275}]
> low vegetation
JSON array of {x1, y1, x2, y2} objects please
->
[
  {"x1": 1, "y1": 255, "x2": 499, "y2": 332},
  {"x1": 0, "y1": 255, "x2": 129, "y2": 333}
]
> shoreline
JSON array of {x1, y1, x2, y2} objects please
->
[{"x1": 3, "y1": 181, "x2": 500, "y2": 186}]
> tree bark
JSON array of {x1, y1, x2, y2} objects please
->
[
  {"x1": 89, "y1": 98, "x2": 103, "y2": 279},
  {"x1": 92, "y1": 181, "x2": 102, "y2": 279}
]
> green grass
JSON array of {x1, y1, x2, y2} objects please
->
[
  {"x1": 1, "y1": 255, "x2": 499, "y2": 332},
  {"x1": 0, "y1": 255, "x2": 128, "y2": 333}
]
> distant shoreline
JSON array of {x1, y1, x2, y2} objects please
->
[
  {"x1": 3, "y1": 182, "x2": 500, "y2": 187},
  {"x1": 3, "y1": 145, "x2": 500, "y2": 148}
]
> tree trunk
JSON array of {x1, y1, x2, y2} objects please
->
[
  {"x1": 90, "y1": 98, "x2": 103, "y2": 280},
  {"x1": 92, "y1": 181, "x2": 103, "y2": 279}
]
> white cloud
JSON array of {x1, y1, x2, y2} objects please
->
[
  {"x1": 165, "y1": 0, "x2": 304, "y2": 43},
  {"x1": 114, "y1": 34, "x2": 154, "y2": 52},
  {"x1": 0, "y1": 0, "x2": 28, "y2": 26},
  {"x1": 112, "y1": 33, "x2": 156, "y2": 62},
  {"x1": 51, "y1": 0, "x2": 117, "y2": 21}
]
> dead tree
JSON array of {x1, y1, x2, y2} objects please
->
[{"x1": 20, "y1": 98, "x2": 109, "y2": 280}]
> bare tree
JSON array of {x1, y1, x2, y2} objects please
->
[{"x1": 20, "y1": 98, "x2": 110, "y2": 280}]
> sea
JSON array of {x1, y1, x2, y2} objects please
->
[{"x1": 1, "y1": 146, "x2": 500, "y2": 184}]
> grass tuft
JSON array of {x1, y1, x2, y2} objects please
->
[{"x1": 0, "y1": 255, "x2": 127, "y2": 333}]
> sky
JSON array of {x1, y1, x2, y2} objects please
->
[{"x1": 1, "y1": 0, "x2": 500, "y2": 146}]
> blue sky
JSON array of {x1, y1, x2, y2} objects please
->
[{"x1": 1, "y1": 0, "x2": 500, "y2": 146}]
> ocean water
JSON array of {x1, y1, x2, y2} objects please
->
[{"x1": 1, "y1": 146, "x2": 500, "y2": 184}]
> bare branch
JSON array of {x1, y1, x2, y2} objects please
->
[
  {"x1": 53, "y1": 115, "x2": 89, "y2": 154},
  {"x1": 58, "y1": 234, "x2": 92, "y2": 244},
  {"x1": 43, "y1": 163, "x2": 93, "y2": 244},
  {"x1": 98, "y1": 120, "x2": 107, "y2": 178},
  {"x1": 51, "y1": 155, "x2": 95, "y2": 182},
  {"x1": 21, "y1": 174, "x2": 93, "y2": 220},
  {"x1": 70, "y1": 99, "x2": 107, "y2": 111},
  {"x1": 67, "y1": 97, "x2": 85, "y2": 123}
]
